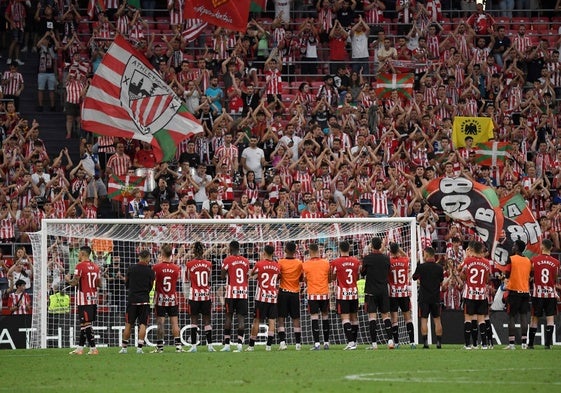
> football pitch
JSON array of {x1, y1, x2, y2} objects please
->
[{"x1": 1, "y1": 345, "x2": 558, "y2": 393}]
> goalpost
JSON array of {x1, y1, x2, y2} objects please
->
[{"x1": 28, "y1": 218, "x2": 418, "y2": 349}]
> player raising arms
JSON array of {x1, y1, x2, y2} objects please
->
[
  {"x1": 185, "y1": 242, "x2": 215, "y2": 352},
  {"x1": 330, "y1": 240, "x2": 361, "y2": 350},
  {"x1": 388, "y1": 242, "x2": 416, "y2": 349},
  {"x1": 246, "y1": 245, "x2": 281, "y2": 351},
  {"x1": 277, "y1": 241, "x2": 303, "y2": 351},
  {"x1": 220, "y1": 240, "x2": 250, "y2": 352},
  {"x1": 459, "y1": 241, "x2": 492, "y2": 349},
  {"x1": 152, "y1": 244, "x2": 183, "y2": 353},
  {"x1": 528, "y1": 239, "x2": 560, "y2": 349},
  {"x1": 66, "y1": 245, "x2": 101, "y2": 355},
  {"x1": 120, "y1": 249, "x2": 155, "y2": 354},
  {"x1": 303, "y1": 243, "x2": 331, "y2": 350}
]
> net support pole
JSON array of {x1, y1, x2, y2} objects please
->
[
  {"x1": 410, "y1": 218, "x2": 419, "y2": 345},
  {"x1": 40, "y1": 223, "x2": 49, "y2": 349}
]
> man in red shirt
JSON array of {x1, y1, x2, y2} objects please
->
[
  {"x1": 460, "y1": 241, "x2": 492, "y2": 349},
  {"x1": 185, "y1": 242, "x2": 215, "y2": 352},
  {"x1": 152, "y1": 244, "x2": 182, "y2": 352},
  {"x1": 389, "y1": 242, "x2": 416, "y2": 348},
  {"x1": 133, "y1": 141, "x2": 157, "y2": 169},
  {"x1": 246, "y1": 245, "x2": 280, "y2": 351},
  {"x1": 66, "y1": 245, "x2": 101, "y2": 355},
  {"x1": 220, "y1": 240, "x2": 250, "y2": 352},
  {"x1": 528, "y1": 239, "x2": 560, "y2": 349},
  {"x1": 330, "y1": 240, "x2": 361, "y2": 350}
]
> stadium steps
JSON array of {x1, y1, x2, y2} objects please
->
[{"x1": 17, "y1": 50, "x2": 81, "y2": 164}]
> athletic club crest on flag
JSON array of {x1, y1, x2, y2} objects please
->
[
  {"x1": 124, "y1": 66, "x2": 176, "y2": 135},
  {"x1": 81, "y1": 36, "x2": 203, "y2": 162}
]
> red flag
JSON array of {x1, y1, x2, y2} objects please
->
[
  {"x1": 81, "y1": 36, "x2": 203, "y2": 162},
  {"x1": 183, "y1": 0, "x2": 251, "y2": 32},
  {"x1": 375, "y1": 73, "x2": 414, "y2": 100}
]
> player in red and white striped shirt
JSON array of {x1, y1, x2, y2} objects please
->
[
  {"x1": 528, "y1": 239, "x2": 560, "y2": 349},
  {"x1": 246, "y1": 245, "x2": 280, "y2": 351},
  {"x1": 185, "y1": 241, "x2": 215, "y2": 352},
  {"x1": 152, "y1": 244, "x2": 183, "y2": 352},
  {"x1": 330, "y1": 240, "x2": 361, "y2": 350},
  {"x1": 220, "y1": 240, "x2": 250, "y2": 352},
  {"x1": 66, "y1": 245, "x2": 101, "y2": 355},
  {"x1": 459, "y1": 241, "x2": 491, "y2": 349},
  {"x1": 388, "y1": 242, "x2": 415, "y2": 348}
]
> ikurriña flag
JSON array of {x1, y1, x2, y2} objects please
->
[
  {"x1": 474, "y1": 142, "x2": 513, "y2": 168},
  {"x1": 81, "y1": 35, "x2": 203, "y2": 162},
  {"x1": 183, "y1": 0, "x2": 251, "y2": 32},
  {"x1": 375, "y1": 73, "x2": 414, "y2": 99},
  {"x1": 107, "y1": 174, "x2": 146, "y2": 201},
  {"x1": 452, "y1": 117, "x2": 494, "y2": 148}
]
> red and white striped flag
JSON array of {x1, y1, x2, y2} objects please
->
[
  {"x1": 181, "y1": 19, "x2": 208, "y2": 43},
  {"x1": 81, "y1": 35, "x2": 203, "y2": 162}
]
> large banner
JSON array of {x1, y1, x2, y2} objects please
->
[{"x1": 423, "y1": 176, "x2": 503, "y2": 257}]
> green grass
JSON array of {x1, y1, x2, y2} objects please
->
[{"x1": 1, "y1": 345, "x2": 558, "y2": 393}]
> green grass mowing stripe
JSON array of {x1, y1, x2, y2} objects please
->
[{"x1": 0, "y1": 345, "x2": 558, "y2": 393}]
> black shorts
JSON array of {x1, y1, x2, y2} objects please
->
[
  {"x1": 225, "y1": 298, "x2": 248, "y2": 316},
  {"x1": 463, "y1": 299, "x2": 488, "y2": 316},
  {"x1": 531, "y1": 297, "x2": 557, "y2": 317},
  {"x1": 365, "y1": 293, "x2": 390, "y2": 314},
  {"x1": 126, "y1": 304, "x2": 150, "y2": 325},
  {"x1": 64, "y1": 102, "x2": 80, "y2": 117},
  {"x1": 389, "y1": 297, "x2": 411, "y2": 313},
  {"x1": 277, "y1": 290, "x2": 300, "y2": 319},
  {"x1": 336, "y1": 299, "x2": 359, "y2": 314},
  {"x1": 506, "y1": 292, "x2": 530, "y2": 316},
  {"x1": 78, "y1": 305, "x2": 97, "y2": 323},
  {"x1": 188, "y1": 300, "x2": 212, "y2": 316},
  {"x1": 155, "y1": 305, "x2": 179, "y2": 318},
  {"x1": 254, "y1": 301, "x2": 278, "y2": 320},
  {"x1": 308, "y1": 299, "x2": 329, "y2": 314},
  {"x1": 419, "y1": 302, "x2": 441, "y2": 318}
]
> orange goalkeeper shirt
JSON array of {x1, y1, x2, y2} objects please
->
[
  {"x1": 303, "y1": 257, "x2": 330, "y2": 300},
  {"x1": 506, "y1": 254, "x2": 531, "y2": 293},
  {"x1": 279, "y1": 257, "x2": 303, "y2": 292}
]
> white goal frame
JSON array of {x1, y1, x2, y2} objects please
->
[{"x1": 29, "y1": 217, "x2": 418, "y2": 349}]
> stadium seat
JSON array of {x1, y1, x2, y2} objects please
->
[
  {"x1": 156, "y1": 17, "x2": 171, "y2": 31},
  {"x1": 495, "y1": 16, "x2": 511, "y2": 27},
  {"x1": 511, "y1": 17, "x2": 527, "y2": 29}
]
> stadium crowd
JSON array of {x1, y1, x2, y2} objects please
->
[{"x1": 1, "y1": 0, "x2": 561, "y2": 318}]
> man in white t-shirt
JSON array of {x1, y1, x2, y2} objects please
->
[{"x1": 241, "y1": 136, "x2": 267, "y2": 182}]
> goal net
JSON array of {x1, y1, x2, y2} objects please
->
[{"x1": 28, "y1": 218, "x2": 418, "y2": 349}]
